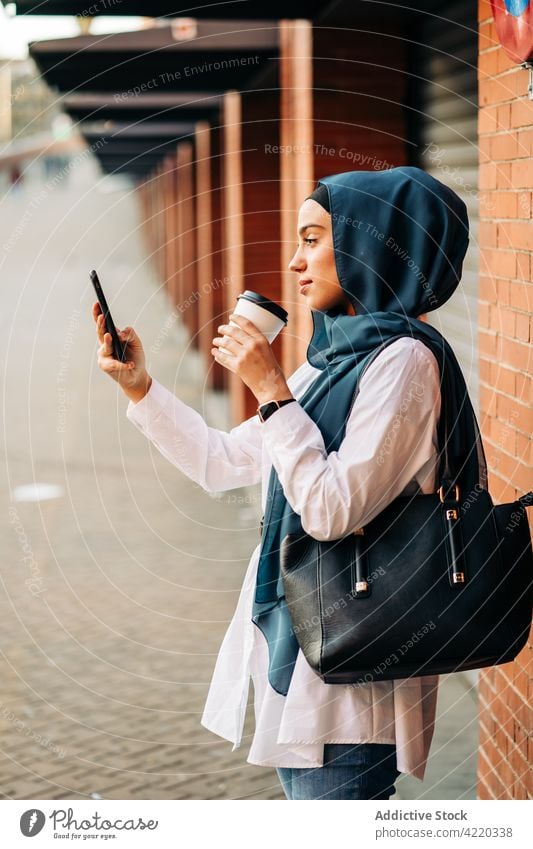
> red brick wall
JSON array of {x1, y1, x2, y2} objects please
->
[{"x1": 477, "y1": 0, "x2": 533, "y2": 801}]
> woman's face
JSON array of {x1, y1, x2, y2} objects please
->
[{"x1": 288, "y1": 198, "x2": 356, "y2": 315}]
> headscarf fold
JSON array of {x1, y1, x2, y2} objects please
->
[{"x1": 252, "y1": 166, "x2": 487, "y2": 695}]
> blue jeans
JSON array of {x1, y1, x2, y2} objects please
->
[{"x1": 276, "y1": 743, "x2": 400, "y2": 800}]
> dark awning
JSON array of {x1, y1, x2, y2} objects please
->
[
  {"x1": 82, "y1": 121, "x2": 197, "y2": 166},
  {"x1": 28, "y1": 20, "x2": 279, "y2": 178},
  {"x1": 61, "y1": 92, "x2": 221, "y2": 125},
  {"x1": 28, "y1": 21, "x2": 278, "y2": 93},
  {"x1": 5, "y1": 1, "x2": 325, "y2": 18}
]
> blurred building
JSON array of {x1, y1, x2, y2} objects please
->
[{"x1": 0, "y1": 57, "x2": 61, "y2": 141}]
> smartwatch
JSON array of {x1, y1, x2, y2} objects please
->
[{"x1": 257, "y1": 398, "x2": 297, "y2": 423}]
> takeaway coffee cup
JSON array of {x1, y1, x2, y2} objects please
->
[{"x1": 219, "y1": 290, "x2": 288, "y2": 354}]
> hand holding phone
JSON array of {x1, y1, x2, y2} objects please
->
[
  {"x1": 90, "y1": 269, "x2": 127, "y2": 362},
  {"x1": 92, "y1": 271, "x2": 152, "y2": 403}
]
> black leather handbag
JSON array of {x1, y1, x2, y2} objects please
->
[{"x1": 279, "y1": 344, "x2": 533, "y2": 685}]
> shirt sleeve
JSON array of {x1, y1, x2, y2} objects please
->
[
  {"x1": 126, "y1": 376, "x2": 263, "y2": 492},
  {"x1": 260, "y1": 338, "x2": 442, "y2": 541}
]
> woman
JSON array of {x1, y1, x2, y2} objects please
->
[{"x1": 94, "y1": 166, "x2": 479, "y2": 800}]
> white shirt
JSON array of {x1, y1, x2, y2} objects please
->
[{"x1": 126, "y1": 336, "x2": 442, "y2": 780}]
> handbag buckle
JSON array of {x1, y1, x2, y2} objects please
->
[
  {"x1": 446, "y1": 508, "x2": 458, "y2": 520},
  {"x1": 355, "y1": 580, "x2": 368, "y2": 593},
  {"x1": 452, "y1": 572, "x2": 465, "y2": 584},
  {"x1": 439, "y1": 484, "x2": 460, "y2": 503}
]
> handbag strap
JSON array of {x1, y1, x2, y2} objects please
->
[
  {"x1": 435, "y1": 349, "x2": 458, "y2": 499},
  {"x1": 351, "y1": 338, "x2": 530, "y2": 509},
  {"x1": 355, "y1": 334, "x2": 457, "y2": 499}
]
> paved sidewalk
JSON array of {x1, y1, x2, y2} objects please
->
[{"x1": 0, "y1": 158, "x2": 477, "y2": 800}]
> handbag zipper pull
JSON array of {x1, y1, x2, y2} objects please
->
[
  {"x1": 352, "y1": 527, "x2": 370, "y2": 597},
  {"x1": 440, "y1": 485, "x2": 466, "y2": 586}
]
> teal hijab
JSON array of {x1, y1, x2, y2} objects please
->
[{"x1": 252, "y1": 166, "x2": 488, "y2": 695}]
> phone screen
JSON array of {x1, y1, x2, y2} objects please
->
[{"x1": 90, "y1": 270, "x2": 127, "y2": 362}]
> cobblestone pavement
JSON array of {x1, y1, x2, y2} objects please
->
[{"x1": 0, "y1": 160, "x2": 477, "y2": 800}]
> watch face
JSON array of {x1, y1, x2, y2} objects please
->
[
  {"x1": 259, "y1": 399, "x2": 295, "y2": 422},
  {"x1": 259, "y1": 401, "x2": 276, "y2": 421}
]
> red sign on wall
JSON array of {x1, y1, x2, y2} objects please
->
[{"x1": 491, "y1": 0, "x2": 533, "y2": 62}]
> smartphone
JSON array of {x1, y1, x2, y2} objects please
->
[{"x1": 90, "y1": 269, "x2": 128, "y2": 362}]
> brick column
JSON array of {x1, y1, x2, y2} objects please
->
[
  {"x1": 221, "y1": 91, "x2": 245, "y2": 422},
  {"x1": 477, "y1": 0, "x2": 533, "y2": 801},
  {"x1": 195, "y1": 121, "x2": 226, "y2": 390},
  {"x1": 222, "y1": 89, "x2": 281, "y2": 424},
  {"x1": 279, "y1": 19, "x2": 315, "y2": 378},
  {"x1": 175, "y1": 142, "x2": 196, "y2": 342},
  {"x1": 163, "y1": 152, "x2": 178, "y2": 308},
  {"x1": 156, "y1": 162, "x2": 167, "y2": 285}
]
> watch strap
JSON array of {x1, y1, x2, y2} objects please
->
[{"x1": 257, "y1": 397, "x2": 297, "y2": 423}]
